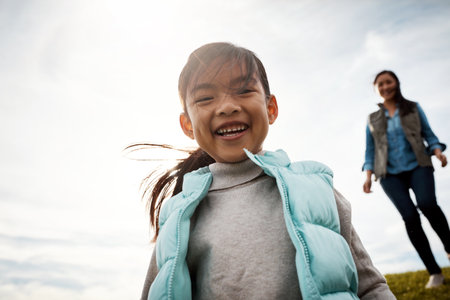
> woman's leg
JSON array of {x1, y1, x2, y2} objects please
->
[
  {"x1": 380, "y1": 172, "x2": 441, "y2": 275},
  {"x1": 410, "y1": 166, "x2": 450, "y2": 254}
]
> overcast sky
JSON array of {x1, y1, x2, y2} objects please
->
[{"x1": 1, "y1": 0, "x2": 450, "y2": 299}]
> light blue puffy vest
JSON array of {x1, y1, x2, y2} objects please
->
[{"x1": 149, "y1": 149, "x2": 359, "y2": 300}]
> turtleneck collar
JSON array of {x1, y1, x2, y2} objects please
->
[{"x1": 208, "y1": 154, "x2": 265, "y2": 191}]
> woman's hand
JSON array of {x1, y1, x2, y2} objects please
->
[
  {"x1": 363, "y1": 178, "x2": 372, "y2": 193},
  {"x1": 434, "y1": 149, "x2": 448, "y2": 167},
  {"x1": 363, "y1": 170, "x2": 373, "y2": 193}
]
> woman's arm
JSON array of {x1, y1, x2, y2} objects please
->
[
  {"x1": 363, "y1": 125, "x2": 375, "y2": 171},
  {"x1": 363, "y1": 124, "x2": 375, "y2": 193},
  {"x1": 417, "y1": 104, "x2": 445, "y2": 152},
  {"x1": 417, "y1": 103, "x2": 447, "y2": 167}
]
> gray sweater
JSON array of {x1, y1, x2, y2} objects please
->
[{"x1": 141, "y1": 158, "x2": 395, "y2": 299}]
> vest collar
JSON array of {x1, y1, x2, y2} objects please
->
[
  {"x1": 182, "y1": 167, "x2": 213, "y2": 198},
  {"x1": 182, "y1": 149, "x2": 291, "y2": 196},
  {"x1": 244, "y1": 149, "x2": 291, "y2": 173}
]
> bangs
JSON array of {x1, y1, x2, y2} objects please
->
[{"x1": 178, "y1": 43, "x2": 266, "y2": 110}]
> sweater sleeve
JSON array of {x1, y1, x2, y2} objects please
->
[
  {"x1": 333, "y1": 189, "x2": 396, "y2": 300},
  {"x1": 140, "y1": 249, "x2": 158, "y2": 300}
]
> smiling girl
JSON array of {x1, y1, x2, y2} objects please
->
[{"x1": 140, "y1": 43, "x2": 395, "y2": 299}]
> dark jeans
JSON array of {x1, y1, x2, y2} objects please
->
[{"x1": 380, "y1": 166, "x2": 450, "y2": 275}]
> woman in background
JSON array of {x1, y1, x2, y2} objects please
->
[{"x1": 363, "y1": 70, "x2": 450, "y2": 288}]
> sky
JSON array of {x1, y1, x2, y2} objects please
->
[{"x1": 1, "y1": 0, "x2": 450, "y2": 299}]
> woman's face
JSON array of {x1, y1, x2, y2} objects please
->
[{"x1": 375, "y1": 73, "x2": 398, "y2": 102}]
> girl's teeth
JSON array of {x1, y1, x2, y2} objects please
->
[{"x1": 217, "y1": 126, "x2": 246, "y2": 135}]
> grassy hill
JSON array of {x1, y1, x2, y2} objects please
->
[{"x1": 385, "y1": 266, "x2": 450, "y2": 300}]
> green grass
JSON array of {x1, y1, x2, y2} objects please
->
[{"x1": 385, "y1": 266, "x2": 450, "y2": 300}]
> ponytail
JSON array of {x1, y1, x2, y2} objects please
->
[{"x1": 126, "y1": 144, "x2": 214, "y2": 241}]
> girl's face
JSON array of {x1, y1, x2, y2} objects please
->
[
  {"x1": 180, "y1": 62, "x2": 278, "y2": 163},
  {"x1": 375, "y1": 73, "x2": 398, "y2": 102}
]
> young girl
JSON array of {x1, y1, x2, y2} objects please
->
[
  {"x1": 140, "y1": 43, "x2": 395, "y2": 299},
  {"x1": 363, "y1": 70, "x2": 450, "y2": 289}
]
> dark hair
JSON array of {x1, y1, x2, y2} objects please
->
[
  {"x1": 373, "y1": 70, "x2": 415, "y2": 116},
  {"x1": 142, "y1": 42, "x2": 271, "y2": 241},
  {"x1": 133, "y1": 145, "x2": 215, "y2": 241},
  {"x1": 178, "y1": 42, "x2": 271, "y2": 111}
]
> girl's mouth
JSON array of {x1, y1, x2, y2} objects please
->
[{"x1": 216, "y1": 124, "x2": 248, "y2": 137}]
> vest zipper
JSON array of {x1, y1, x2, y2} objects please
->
[
  {"x1": 276, "y1": 171, "x2": 323, "y2": 300},
  {"x1": 276, "y1": 172, "x2": 311, "y2": 267},
  {"x1": 167, "y1": 208, "x2": 184, "y2": 300}
]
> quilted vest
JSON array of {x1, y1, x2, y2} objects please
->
[
  {"x1": 368, "y1": 100, "x2": 432, "y2": 180},
  {"x1": 149, "y1": 149, "x2": 359, "y2": 300}
]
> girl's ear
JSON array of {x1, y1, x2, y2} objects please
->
[
  {"x1": 267, "y1": 95, "x2": 278, "y2": 124},
  {"x1": 180, "y1": 113, "x2": 195, "y2": 139}
]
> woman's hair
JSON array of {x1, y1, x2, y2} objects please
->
[
  {"x1": 373, "y1": 70, "x2": 415, "y2": 116},
  {"x1": 144, "y1": 42, "x2": 271, "y2": 241}
]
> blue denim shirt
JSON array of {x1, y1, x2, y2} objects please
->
[{"x1": 363, "y1": 103, "x2": 443, "y2": 174}]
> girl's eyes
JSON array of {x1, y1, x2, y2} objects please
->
[
  {"x1": 194, "y1": 97, "x2": 214, "y2": 104},
  {"x1": 237, "y1": 87, "x2": 256, "y2": 95},
  {"x1": 238, "y1": 89, "x2": 254, "y2": 94},
  {"x1": 192, "y1": 87, "x2": 256, "y2": 105}
]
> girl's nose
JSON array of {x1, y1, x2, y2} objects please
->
[{"x1": 216, "y1": 95, "x2": 241, "y2": 116}]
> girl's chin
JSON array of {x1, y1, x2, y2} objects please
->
[{"x1": 213, "y1": 152, "x2": 249, "y2": 163}]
